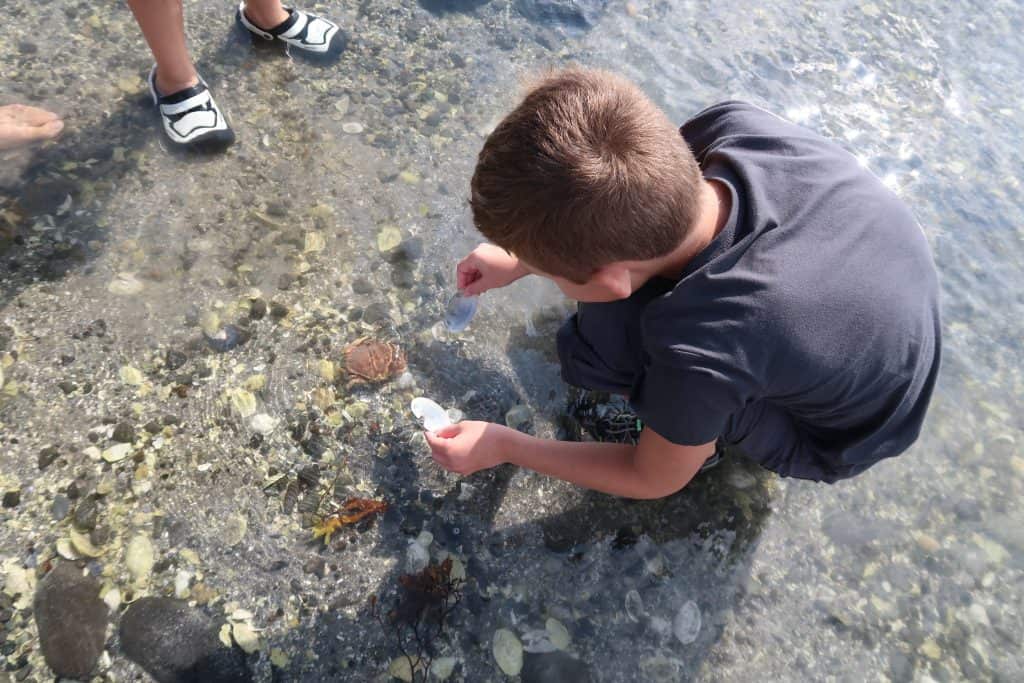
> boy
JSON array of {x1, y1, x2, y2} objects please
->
[{"x1": 425, "y1": 68, "x2": 941, "y2": 498}]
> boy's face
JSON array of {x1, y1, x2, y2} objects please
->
[{"x1": 520, "y1": 260, "x2": 634, "y2": 303}]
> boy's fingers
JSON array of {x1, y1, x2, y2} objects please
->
[
  {"x1": 433, "y1": 423, "x2": 461, "y2": 439},
  {"x1": 457, "y1": 264, "x2": 481, "y2": 291},
  {"x1": 462, "y1": 280, "x2": 485, "y2": 296}
]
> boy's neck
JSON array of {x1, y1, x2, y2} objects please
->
[{"x1": 653, "y1": 178, "x2": 732, "y2": 281}]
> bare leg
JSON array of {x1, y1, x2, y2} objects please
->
[
  {"x1": 242, "y1": 0, "x2": 289, "y2": 29},
  {"x1": 125, "y1": 0, "x2": 197, "y2": 95}
]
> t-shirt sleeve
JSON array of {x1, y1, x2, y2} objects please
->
[{"x1": 629, "y1": 355, "x2": 752, "y2": 446}]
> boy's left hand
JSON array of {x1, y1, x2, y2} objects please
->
[{"x1": 424, "y1": 421, "x2": 513, "y2": 475}]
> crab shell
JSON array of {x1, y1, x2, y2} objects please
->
[{"x1": 343, "y1": 337, "x2": 406, "y2": 383}]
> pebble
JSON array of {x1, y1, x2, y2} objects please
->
[
  {"x1": 249, "y1": 298, "x2": 268, "y2": 320},
  {"x1": 521, "y1": 629, "x2": 558, "y2": 654},
  {"x1": 38, "y1": 445, "x2": 60, "y2": 470},
  {"x1": 102, "y1": 586, "x2": 122, "y2": 612},
  {"x1": 230, "y1": 388, "x2": 258, "y2": 418},
  {"x1": 915, "y1": 533, "x2": 941, "y2": 553},
  {"x1": 430, "y1": 656, "x2": 456, "y2": 680},
  {"x1": 126, "y1": 535, "x2": 155, "y2": 583},
  {"x1": 377, "y1": 225, "x2": 403, "y2": 253},
  {"x1": 304, "y1": 230, "x2": 326, "y2": 253},
  {"x1": 919, "y1": 638, "x2": 942, "y2": 660},
  {"x1": 165, "y1": 349, "x2": 188, "y2": 371},
  {"x1": 112, "y1": 422, "x2": 135, "y2": 443},
  {"x1": 546, "y1": 618, "x2": 571, "y2": 650},
  {"x1": 270, "y1": 302, "x2": 289, "y2": 320},
  {"x1": 73, "y1": 495, "x2": 99, "y2": 531},
  {"x1": 51, "y1": 495, "x2": 71, "y2": 520},
  {"x1": 33, "y1": 563, "x2": 108, "y2": 679},
  {"x1": 224, "y1": 513, "x2": 248, "y2": 546},
  {"x1": 121, "y1": 597, "x2": 250, "y2": 682},
  {"x1": 108, "y1": 272, "x2": 144, "y2": 296},
  {"x1": 967, "y1": 603, "x2": 990, "y2": 627},
  {"x1": 405, "y1": 540, "x2": 430, "y2": 574},
  {"x1": 231, "y1": 622, "x2": 260, "y2": 654},
  {"x1": 120, "y1": 365, "x2": 145, "y2": 386},
  {"x1": 384, "y1": 237, "x2": 424, "y2": 263},
  {"x1": 352, "y1": 276, "x2": 374, "y2": 294},
  {"x1": 2, "y1": 489, "x2": 20, "y2": 508},
  {"x1": 303, "y1": 557, "x2": 327, "y2": 578},
  {"x1": 505, "y1": 404, "x2": 533, "y2": 431},
  {"x1": 391, "y1": 264, "x2": 416, "y2": 289},
  {"x1": 204, "y1": 324, "x2": 250, "y2": 353},
  {"x1": 342, "y1": 121, "x2": 364, "y2": 134},
  {"x1": 251, "y1": 413, "x2": 278, "y2": 435},
  {"x1": 673, "y1": 600, "x2": 702, "y2": 644},
  {"x1": 388, "y1": 656, "x2": 419, "y2": 682},
  {"x1": 493, "y1": 628, "x2": 524, "y2": 676},
  {"x1": 102, "y1": 442, "x2": 132, "y2": 462}
]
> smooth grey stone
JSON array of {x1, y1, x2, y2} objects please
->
[
  {"x1": 522, "y1": 651, "x2": 595, "y2": 683},
  {"x1": 33, "y1": 562, "x2": 108, "y2": 679},
  {"x1": 120, "y1": 597, "x2": 251, "y2": 683}
]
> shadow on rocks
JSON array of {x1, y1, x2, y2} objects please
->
[{"x1": 119, "y1": 597, "x2": 250, "y2": 683}]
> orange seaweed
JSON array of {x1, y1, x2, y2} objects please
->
[{"x1": 312, "y1": 498, "x2": 388, "y2": 544}]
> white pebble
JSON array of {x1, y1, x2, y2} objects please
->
[
  {"x1": 492, "y1": 629, "x2": 523, "y2": 676},
  {"x1": 673, "y1": 601, "x2": 702, "y2": 644},
  {"x1": 405, "y1": 541, "x2": 430, "y2": 574},
  {"x1": 342, "y1": 122, "x2": 364, "y2": 134}
]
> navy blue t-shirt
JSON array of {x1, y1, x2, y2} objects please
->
[{"x1": 556, "y1": 102, "x2": 941, "y2": 482}]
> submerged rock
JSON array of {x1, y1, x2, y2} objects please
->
[
  {"x1": 38, "y1": 445, "x2": 61, "y2": 470},
  {"x1": 121, "y1": 597, "x2": 251, "y2": 683},
  {"x1": 33, "y1": 562, "x2": 108, "y2": 679},
  {"x1": 2, "y1": 489, "x2": 20, "y2": 508},
  {"x1": 522, "y1": 651, "x2": 595, "y2": 683},
  {"x1": 204, "y1": 325, "x2": 251, "y2": 353},
  {"x1": 515, "y1": 0, "x2": 608, "y2": 31}
]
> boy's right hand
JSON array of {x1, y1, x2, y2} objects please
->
[{"x1": 456, "y1": 243, "x2": 529, "y2": 295}]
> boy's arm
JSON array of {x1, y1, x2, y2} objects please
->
[{"x1": 425, "y1": 422, "x2": 715, "y2": 499}]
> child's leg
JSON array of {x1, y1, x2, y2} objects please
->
[
  {"x1": 241, "y1": 0, "x2": 290, "y2": 30},
  {"x1": 125, "y1": 0, "x2": 196, "y2": 95}
]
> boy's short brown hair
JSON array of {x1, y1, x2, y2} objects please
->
[{"x1": 470, "y1": 68, "x2": 704, "y2": 283}]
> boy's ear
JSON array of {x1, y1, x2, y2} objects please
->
[{"x1": 592, "y1": 263, "x2": 633, "y2": 299}]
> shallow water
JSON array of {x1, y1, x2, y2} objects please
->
[{"x1": 1, "y1": 0, "x2": 1022, "y2": 681}]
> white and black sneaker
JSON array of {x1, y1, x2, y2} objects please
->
[
  {"x1": 236, "y1": 3, "x2": 345, "y2": 59},
  {"x1": 147, "y1": 66, "x2": 235, "y2": 151}
]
